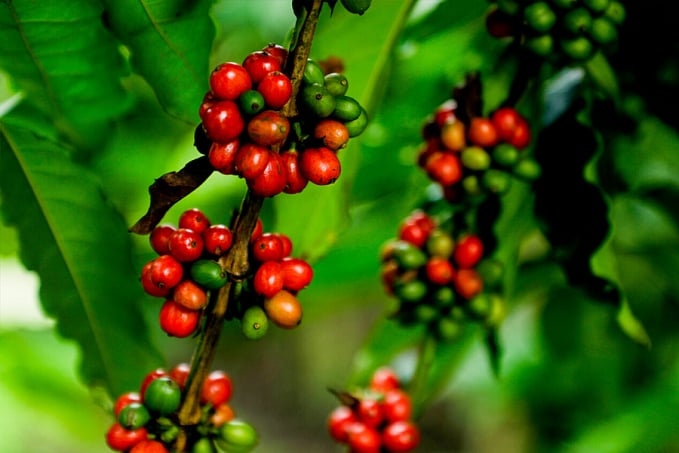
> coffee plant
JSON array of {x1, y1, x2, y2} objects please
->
[{"x1": 1, "y1": 0, "x2": 678, "y2": 452}]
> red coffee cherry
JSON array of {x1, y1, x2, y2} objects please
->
[
  {"x1": 114, "y1": 391, "x2": 142, "y2": 418},
  {"x1": 149, "y1": 224, "x2": 176, "y2": 255},
  {"x1": 150, "y1": 255, "x2": 184, "y2": 291},
  {"x1": 210, "y1": 403, "x2": 236, "y2": 428},
  {"x1": 370, "y1": 367, "x2": 400, "y2": 393},
  {"x1": 299, "y1": 147, "x2": 341, "y2": 186},
  {"x1": 424, "y1": 151, "x2": 463, "y2": 186},
  {"x1": 382, "y1": 389, "x2": 412, "y2": 423},
  {"x1": 433, "y1": 99, "x2": 458, "y2": 128},
  {"x1": 243, "y1": 51, "x2": 281, "y2": 84},
  {"x1": 453, "y1": 268, "x2": 484, "y2": 300},
  {"x1": 398, "y1": 220, "x2": 430, "y2": 248},
  {"x1": 247, "y1": 150, "x2": 288, "y2": 197},
  {"x1": 280, "y1": 257, "x2": 313, "y2": 291},
  {"x1": 251, "y1": 232, "x2": 286, "y2": 262},
  {"x1": 172, "y1": 279, "x2": 207, "y2": 310},
  {"x1": 261, "y1": 43, "x2": 288, "y2": 66},
  {"x1": 274, "y1": 233, "x2": 293, "y2": 257},
  {"x1": 425, "y1": 256, "x2": 455, "y2": 285},
  {"x1": 201, "y1": 100, "x2": 245, "y2": 143},
  {"x1": 169, "y1": 362, "x2": 191, "y2": 389},
  {"x1": 509, "y1": 118, "x2": 531, "y2": 149},
  {"x1": 209, "y1": 62, "x2": 252, "y2": 101},
  {"x1": 328, "y1": 405, "x2": 359, "y2": 443},
  {"x1": 198, "y1": 91, "x2": 215, "y2": 119},
  {"x1": 234, "y1": 142, "x2": 270, "y2": 180},
  {"x1": 468, "y1": 117, "x2": 499, "y2": 148},
  {"x1": 357, "y1": 398, "x2": 385, "y2": 428},
  {"x1": 203, "y1": 224, "x2": 234, "y2": 256},
  {"x1": 440, "y1": 120, "x2": 466, "y2": 152},
  {"x1": 280, "y1": 149, "x2": 309, "y2": 194},
  {"x1": 129, "y1": 440, "x2": 169, "y2": 453},
  {"x1": 246, "y1": 110, "x2": 290, "y2": 147},
  {"x1": 168, "y1": 228, "x2": 204, "y2": 263},
  {"x1": 106, "y1": 423, "x2": 148, "y2": 452},
  {"x1": 346, "y1": 422, "x2": 381, "y2": 453},
  {"x1": 453, "y1": 234, "x2": 484, "y2": 268},
  {"x1": 250, "y1": 218, "x2": 264, "y2": 243},
  {"x1": 253, "y1": 260, "x2": 285, "y2": 298},
  {"x1": 141, "y1": 261, "x2": 171, "y2": 298},
  {"x1": 208, "y1": 139, "x2": 240, "y2": 175},
  {"x1": 263, "y1": 289, "x2": 303, "y2": 329},
  {"x1": 178, "y1": 208, "x2": 210, "y2": 234},
  {"x1": 159, "y1": 299, "x2": 201, "y2": 337},
  {"x1": 257, "y1": 71, "x2": 292, "y2": 109},
  {"x1": 381, "y1": 420, "x2": 420, "y2": 453},
  {"x1": 313, "y1": 119, "x2": 350, "y2": 150},
  {"x1": 200, "y1": 370, "x2": 233, "y2": 406}
]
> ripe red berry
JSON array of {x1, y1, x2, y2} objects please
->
[
  {"x1": 491, "y1": 107, "x2": 521, "y2": 142},
  {"x1": 261, "y1": 43, "x2": 288, "y2": 66},
  {"x1": 257, "y1": 71, "x2": 292, "y2": 109},
  {"x1": 210, "y1": 403, "x2": 236, "y2": 428},
  {"x1": 150, "y1": 254, "x2": 184, "y2": 291},
  {"x1": 251, "y1": 232, "x2": 286, "y2": 262},
  {"x1": 299, "y1": 147, "x2": 341, "y2": 186},
  {"x1": 274, "y1": 233, "x2": 293, "y2": 257},
  {"x1": 433, "y1": 99, "x2": 458, "y2": 128},
  {"x1": 243, "y1": 51, "x2": 281, "y2": 84},
  {"x1": 168, "y1": 228, "x2": 204, "y2": 262},
  {"x1": 200, "y1": 370, "x2": 233, "y2": 406},
  {"x1": 198, "y1": 91, "x2": 215, "y2": 119},
  {"x1": 149, "y1": 225, "x2": 176, "y2": 255},
  {"x1": 328, "y1": 405, "x2": 359, "y2": 443},
  {"x1": 253, "y1": 260, "x2": 285, "y2": 298},
  {"x1": 280, "y1": 257, "x2": 313, "y2": 291},
  {"x1": 281, "y1": 149, "x2": 309, "y2": 194},
  {"x1": 424, "y1": 151, "x2": 463, "y2": 186},
  {"x1": 399, "y1": 220, "x2": 430, "y2": 248},
  {"x1": 172, "y1": 279, "x2": 207, "y2": 310},
  {"x1": 346, "y1": 422, "x2": 381, "y2": 453},
  {"x1": 453, "y1": 234, "x2": 484, "y2": 268},
  {"x1": 208, "y1": 139, "x2": 240, "y2": 175},
  {"x1": 129, "y1": 439, "x2": 169, "y2": 453},
  {"x1": 246, "y1": 109, "x2": 290, "y2": 147},
  {"x1": 453, "y1": 268, "x2": 484, "y2": 300},
  {"x1": 425, "y1": 256, "x2": 455, "y2": 285},
  {"x1": 159, "y1": 300, "x2": 201, "y2": 337},
  {"x1": 141, "y1": 261, "x2": 171, "y2": 298},
  {"x1": 203, "y1": 224, "x2": 234, "y2": 256},
  {"x1": 251, "y1": 218, "x2": 264, "y2": 243},
  {"x1": 209, "y1": 62, "x2": 252, "y2": 101},
  {"x1": 178, "y1": 208, "x2": 210, "y2": 234},
  {"x1": 169, "y1": 363, "x2": 191, "y2": 389},
  {"x1": 468, "y1": 117, "x2": 499, "y2": 148},
  {"x1": 106, "y1": 423, "x2": 148, "y2": 452},
  {"x1": 509, "y1": 118, "x2": 531, "y2": 149},
  {"x1": 201, "y1": 100, "x2": 245, "y2": 143},
  {"x1": 313, "y1": 119, "x2": 350, "y2": 150},
  {"x1": 357, "y1": 398, "x2": 385, "y2": 428},
  {"x1": 370, "y1": 367, "x2": 400, "y2": 393},
  {"x1": 247, "y1": 150, "x2": 288, "y2": 197},
  {"x1": 234, "y1": 142, "x2": 270, "y2": 180},
  {"x1": 381, "y1": 420, "x2": 420, "y2": 453},
  {"x1": 383, "y1": 389, "x2": 413, "y2": 423}
]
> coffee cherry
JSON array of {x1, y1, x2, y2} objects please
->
[
  {"x1": 168, "y1": 228, "x2": 204, "y2": 263},
  {"x1": 253, "y1": 260, "x2": 285, "y2": 297},
  {"x1": 324, "y1": 72, "x2": 349, "y2": 97},
  {"x1": 172, "y1": 279, "x2": 208, "y2": 310},
  {"x1": 243, "y1": 50, "x2": 281, "y2": 84},
  {"x1": 118, "y1": 402, "x2": 151, "y2": 430},
  {"x1": 604, "y1": 1, "x2": 626, "y2": 25},
  {"x1": 141, "y1": 262, "x2": 171, "y2": 298},
  {"x1": 246, "y1": 110, "x2": 290, "y2": 147},
  {"x1": 328, "y1": 405, "x2": 359, "y2": 443},
  {"x1": 280, "y1": 149, "x2": 309, "y2": 194},
  {"x1": 237, "y1": 89, "x2": 265, "y2": 116},
  {"x1": 468, "y1": 117, "x2": 499, "y2": 148},
  {"x1": 106, "y1": 423, "x2": 148, "y2": 452},
  {"x1": 525, "y1": 33, "x2": 554, "y2": 57},
  {"x1": 169, "y1": 362, "x2": 191, "y2": 389},
  {"x1": 251, "y1": 232, "x2": 286, "y2": 262},
  {"x1": 150, "y1": 255, "x2": 184, "y2": 291},
  {"x1": 144, "y1": 376, "x2": 181, "y2": 415},
  {"x1": 426, "y1": 229, "x2": 455, "y2": 258},
  {"x1": 191, "y1": 437, "x2": 217, "y2": 453},
  {"x1": 261, "y1": 43, "x2": 288, "y2": 66},
  {"x1": 208, "y1": 139, "x2": 239, "y2": 175},
  {"x1": 257, "y1": 71, "x2": 292, "y2": 109},
  {"x1": 589, "y1": 17, "x2": 618, "y2": 44},
  {"x1": 201, "y1": 370, "x2": 233, "y2": 407},
  {"x1": 202, "y1": 224, "x2": 234, "y2": 256},
  {"x1": 299, "y1": 147, "x2": 342, "y2": 185},
  {"x1": 275, "y1": 233, "x2": 293, "y2": 257},
  {"x1": 492, "y1": 143, "x2": 520, "y2": 167},
  {"x1": 523, "y1": 1, "x2": 557, "y2": 33},
  {"x1": 440, "y1": 120, "x2": 466, "y2": 151},
  {"x1": 280, "y1": 257, "x2": 314, "y2": 291},
  {"x1": 301, "y1": 83, "x2": 336, "y2": 118},
  {"x1": 247, "y1": 150, "x2": 287, "y2": 197},
  {"x1": 560, "y1": 36, "x2": 594, "y2": 61},
  {"x1": 314, "y1": 119, "x2": 350, "y2": 150},
  {"x1": 340, "y1": 0, "x2": 372, "y2": 15},
  {"x1": 453, "y1": 234, "x2": 484, "y2": 268},
  {"x1": 209, "y1": 62, "x2": 252, "y2": 101},
  {"x1": 234, "y1": 143, "x2": 270, "y2": 180},
  {"x1": 461, "y1": 146, "x2": 491, "y2": 170},
  {"x1": 263, "y1": 290, "x2": 303, "y2": 329},
  {"x1": 399, "y1": 220, "x2": 429, "y2": 248},
  {"x1": 583, "y1": 0, "x2": 609, "y2": 14},
  {"x1": 382, "y1": 389, "x2": 412, "y2": 423},
  {"x1": 159, "y1": 300, "x2": 201, "y2": 337},
  {"x1": 453, "y1": 268, "x2": 484, "y2": 300},
  {"x1": 370, "y1": 367, "x2": 400, "y2": 393},
  {"x1": 391, "y1": 241, "x2": 427, "y2": 270},
  {"x1": 210, "y1": 403, "x2": 236, "y2": 428},
  {"x1": 139, "y1": 368, "x2": 169, "y2": 399},
  {"x1": 303, "y1": 58, "x2": 325, "y2": 86},
  {"x1": 150, "y1": 225, "x2": 176, "y2": 255},
  {"x1": 425, "y1": 256, "x2": 455, "y2": 285},
  {"x1": 190, "y1": 259, "x2": 227, "y2": 290},
  {"x1": 344, "y1": 106, "x2": 370, "y2": 137},
  {"x1": 382, "y1": 420, "x2": 420, "y2": 453},
  {"x1": 424, "y1": 152, "x2": 463, "y2": 186},
  {"x1": 346, "y1": 422, "x2": 381, "y2": 453},
  {"x1": 563, "y1": 8, "x2": 593, "y2": 35},
  {"x1": 114, "y1": 391, "x2": 142, "y2": 418},
  {"x1": 241, "y1": 305, "x2": 269, "y2": 340},
  {"x1": 129, "y1": 440, "x2": 169, "y2": 453},
  {"x1": 332, "y1": 95, "x2": 362, "y2": 122},
  {"x1": 217, "y1": 420, "x2": 258, "y2": 453},
  {"x1": 357, "y1": 398, "x2": 384, "y2": 428},
  {"x1": 179, "y1": 208, "x2": 210, "y2": 234},
  {"x1": 394, "y1": 280, "x2": 427, "y2": 303},
  {"x1": 202, "y1": 100, "x2": 245, "y2": 143}
]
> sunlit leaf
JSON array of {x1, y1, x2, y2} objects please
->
[{"x1": 0, "y1": 106, "x2": 163, "y2": 395}]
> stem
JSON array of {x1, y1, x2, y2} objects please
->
[
  {"x1": 408, "y1": 332, "x2": 438, "y2": 420},
  {"x1": 172, "y1": 1, "x2": 325, "y2": 450}
]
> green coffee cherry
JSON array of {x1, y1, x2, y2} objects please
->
[
  {"x1": 435, "y1": 317, "x2": 463, "y2": 341},
  {"x1": 217, "y1": 420, "x2": 258, "y2": 453},
  {"x1": 563, "y1": 8, "x2": 593, "y2": 35},
  {"x1": 582, "y1": 0, "x2": 610, "y2": 14},
  {"x1": 426, "y1": 230, "x2": 455, "y2": 258},
  {"x1": 192, "y1": 437, "x2": 217, "y2": 453},
  {"x1": 462, "y1": 175, "x2": 484, "y2": 196},
  {"x1": 301, "y1": 83, "x2": 336, "y2": 118},
  {"x1": 461, "y1": 146, "x2": 491, "y2": 171},
  {"x1": 482, "y1": 169, "x2": 512, "y2": 194},
  {"x1": 241, "y1": 306, "x2": 269, "y2": 340},
  {"x1": 190, "y1": 259, "x2": 228, "y2": 290},
  {"x1": 118, "y1": 403, "x2": 151, "y2": 430},
  {"x1": 394, "y1": 280, "x2": 428, "y2": 303},
  {"x1": 524, "y1": 2, "x2": 557, "y2": 34},
  {"x1": 589, "y1": 17, "x2": 618, "y2": 44},
  {"x1": 303, "y1": 58, "x2": 325, "y2": 86},
  {"x1": 340, "y1": 0, "x2": 372, "y2": 15},
  {"x1": 525, "y1": 33, "x2": 554, "y2": 57},
  {"x1": 324, "y1": 73, "x2": 349, "y2": 97},
  {"x1": 492, "y1": 143, "x2": 520, "y2": 167},
  {"x1": 560, "y1": 36, "x2": 594, "y2": 60},
  {"x1": 467, "y1": 293, "x2": 492, "y2": 319},
  {"x1": 604, "y1": 1, "x2": 626, "y2": 25},
  {"x1": 143, "y1": 377, "x2": 181, "y2": 416},
  {"x1": 476, "y1": 259, "x2": 505, "y2": 289},
  {"x1": 344, "y1": 106, "x2": 369, "y2": 137},
  {"x1": 414, "y1": 304, "x2": 439, "y2": 323},
  {"x1": 332, "y1": 95, "x2": 362, "y2": 122},
  {"x1": 513, "y1": 158, "x2": 542, "y2": 181},
  {"x1": 238, "y1": 90, "x2": 265, "y2": 116},
  {"x1": 432, "y1": 286, "x2": 455, "y2": 308},
  {"x1": 391, "y1": 241, "x2": 427, "y2": 270},
  {"x1": 485, "y1": 294, "x2": 507, "y2": 327}
]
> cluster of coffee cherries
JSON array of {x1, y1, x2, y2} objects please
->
[
  {"x1": 195, "y1": 43, "x2": 369, "y2": 197},
  {"x1": 485, "y1": 0, "x2": 626, "y2": 62},
  {"x1": 234, "y1": 224, "x2": 314, "y2": 339},
  {"x1": 327, "y1": 367, "x2": 420, "y2": 453},
  {"x1": 106, "y1": 364, "x2": 257, "y2": 453},
  {"x1": 380, "y1": 210, "x2": 506, "y2": 339},
  {"x1": 418, "y1": 99, "x2": 539, "y2": 204},
  {"x1": 141, "y1": 208, "x2": 234, "y2": 338}
]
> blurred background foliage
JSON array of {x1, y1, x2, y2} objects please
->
[{"x1": 1, "y1": 0, "x2": 678, "y2": 452}]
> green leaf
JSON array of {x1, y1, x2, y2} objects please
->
[
  {"x1": 0, "y1": 0, "x2": 134, "y2": 148},
  {"x1": 0, "y1": 106, "x2": 163, "y2": 396},
  {"x1": 584, "y1": 52, "x2": 620, "y2": 102},
  {"x1": 101, "y1": 0, "x2": 215, "y2": 123}
]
